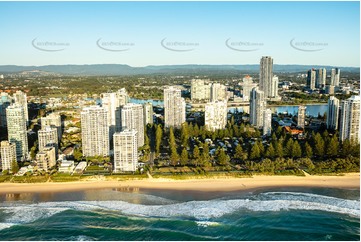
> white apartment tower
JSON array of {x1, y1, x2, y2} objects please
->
[
  {"x1": 339, "y1": 96, "x2": 360, "y2": 143},
  {"x1": 41, "y1": 113, "x2": 62, "y2": 141},
  {"x1": 191, "y1": 79, "x2": 211, "y2": 102},
  {"x1": 113, "y1": 129, "x2": 138, "y2": 172},
  {"x1": 121, "y1": 103, "x2": 144, "y2": 147},
  {"x1": 38, "y1": 126, "x2": 58, "y2": 153},
  {"x1": 270, "y1": 75, "x2": 279, "y2": 98},
  {"x1": 331, "y1": 68, "x2": 341, "y2": 87},
  {"x1": 101, "y1": 88, "x2": 129, "y2": 137},
  {"x1": 307, "y1": 69, "x2": 316, "y2": 90},
  {"x1": 0, "y1": 141, "x2": 16, "y2": 171},
  {"x1": 297, "y1": 105, "x2": 306, "y2": 128},
  {"x1": 210, "y1": 83, "x2": 227, "y2": 102},
  {"x1": 204, "y1": 101, "x2": 228, "y2": 131},
  {"x1": 143, "y1": 102, "x2": 153, "y2": 125},
  {"x1": 164, "y1": 86, "x2": 186, "y2": 128},
  {"x1": 36, "y1": 146, "x2": 56, "y2": 172},
  {"x1": 316, "y1": 68, "x2": 326, "y2": 88},
  {"x1": 241, "y1": 76, "x2": 257, "y2": 101},
  {"x1": 327, "y1": 96, "x2": 340, "y2": 130},
  {"x1": 13, "y1": 90, "x2": 29, "y2": 123},
  {"x1": 263, "y1": 109, "x2": 272, "y2": 136},
  {"x1": 6, "y1": 104, "x2": 28, "y2": 161},
  {"x1": 250, "y1": 87, "x2": 266, "y2": 128},
  {"x1": 259, "y1": 56, "x2": 273, "y2": 98},
  {"x1": 0, "y1": 92, "x2": 12, "y2": 127},
  {"x1": 81, "y1": 106, "x2": 109, "y2": 156}
]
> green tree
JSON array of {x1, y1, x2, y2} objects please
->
[
  {"x1": 216, "y1": 148, "x2": 230, "y2": 166},
  {"x1": 304, "y1": 142, "x2": 313, "y2": 158},
  {"x1": 275, "y1": 141, "x2": 284, "y2": 158},
  {"x1": 326, "y1": 135, "x2": 339, "y2": 157},
  {"x1": 155, "y1": 125, "x2": 163, "y2": 156},
  {"x1": 11, "y1": 160, "x2": 19, "y2": 174},
  {"x1": 341, "y1": 139, "x2": 351, "y2": 157},
  {"x1": 292, "y1": 141, "x2": 302, "y2": 158},
  {"x1": 181, "y1": 122, "x2": 189, "y2": 147},
  {"x1": 180, "y1": 148, "x2": 189, "y2": 166},
  {"x1": 313, "y1": 133, "x2": 325, "y2": 157},
  {"x1": 265, "y1": 143, "x2": 275, "y2": 159},
  {"x1": 285, "y1": 139, "x2": 294, "y2": 157},
  {"x1": 249, "y1": 143, "x2": 261, "y2": 160},
  {"x1": 234, "y1": 144, "x2": 244, "y2": 160}
]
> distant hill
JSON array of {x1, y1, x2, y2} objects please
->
[{"x1": 0, "y1": 64, "x2": 359, "y2": 76}]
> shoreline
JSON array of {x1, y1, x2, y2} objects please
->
[{"x1": 0, "y1": 173, "x2": 359, "y2": 194}]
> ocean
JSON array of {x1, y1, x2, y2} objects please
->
[{"x1": 0, "y1": 187, "x2": 359, "y2": 241}]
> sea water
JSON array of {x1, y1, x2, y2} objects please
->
[{"x1": 0, "y1": 187, "x2": 359, "y2": 240}]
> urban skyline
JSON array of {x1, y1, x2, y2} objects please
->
[{"x1": 0, "y1": 1, "x2": 359, "y2": 67}]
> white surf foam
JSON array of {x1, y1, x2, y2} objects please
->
[{"x1": 0, "y1": 192, "x2": 359, "y2": 231}]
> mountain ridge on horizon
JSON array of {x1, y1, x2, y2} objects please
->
[{"x1": 0, "y1": 64, "x2": 359, "y2": 76}]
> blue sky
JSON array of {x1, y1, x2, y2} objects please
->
[{"x1": 0, "y1": 1, "x2": 359, "y2": 67}]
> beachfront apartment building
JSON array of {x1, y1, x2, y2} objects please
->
[
  {"x1": 41, "y1": 113, "x2": 62, "y2": 141},
  {"x1": 113, "y1": 129, "x2": 138, "y2": 173},
  {"x1": 0, "y1": 141, "x2": 16, "y2": 172},
  {"x1": 36, "y1": 146, "x2": 56, "y2": 172},
  {"x1": 250, "y1": 87, "x2": 266, "y2": 129},
  {"x1": 81, "y1": 106, "x2": 109, "y2": 157},
  {"x1": 327, "y1": 96, "x2": 340, "y2": 130},
  {"x1": 13, "y1": 90, "x2": 29, "y2": 123},
  {"x1": 204, "y1": 100, "x2": 228, "y2": 131},
  {"x1": 38, "y1": 126, "x2": 58, "y2": 153},
  {"x1": 121, "y1": 103, "x2": 144, "y2": 147},
  {"x1": 6, "y1": 104, "x2": 28, "y2": 161},
  {"x1": 339, "y1": 95, "x2": 360, "y2": 143},
  {"x1": 164, "y1": 86, "x2": 186, "y2": 128}
]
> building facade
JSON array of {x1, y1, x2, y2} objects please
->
[
  {"x1": 259, "y1": 56, "x2": 273, "y2": 98},
  {"x1": 331, "y1": 68, "x2": 341, "y2": 87},
  {"x1": 164, "y1": 86, "x2": 186, "y2": 128},
  {"x1": 0, "y1": 92, "x2": 12, "y2": 127},
  {"x1": 339, "y1": 95, "x2": 360, "y2": 143},
  {"x1": 191, "y1": 79, "x2": 211, "y2": 102},
  {"x1": 241, "y1": 76, "x2": 257, "y2": 101},
  {"x1": 6, "y1": 105, "x2": 28, "y2": 161},
  {"x1": 316, "y1": 68, "x2": 326, "y2": 88},
  {"x1": 297, "y1": 105, "x2": 306, "y2": 128},
  {"x1": 210, "y1": 83, "x2": 227, "y2": 102},
  {"x1": 36, "y1": 146, "x2": 56, "y2": 171},
  {"x1": 270, "y1": 75, "x2": 279, "y2": 98},
  {"x1": 13, "y1": 90, "x2": 29, "y2": 123},
  {"x1": 121, "y1": 103, "x2": 145, "y2": 147},
  {"x1": 250, "y1": 87, "x2": 266, "y2": 128},
  {"x1": 263, "y1": 109, "x2": 272, "y2": 136},
  {"x1": 0, "y1": 141, "x2": 16, "y2": 172},
  {"x1": 38, "y1": 126, "x2": 58, "y2": 153},
  {"x1": 307, "y1": 69, "x2": 316, "y2": 90},
  {"x1": 327, "y1": 96, "x2": 340, "y2": 130},
  {"x1": 204, "y1": 101, "x2": 228, "y2": 131},
  {"x1": 143, "y1": 102, "x2": 153, "y2": 125},
  {"x1": 81, "y1": 106, "x2": 109, "y2": 156},
  {"x1": 113, "y1": 129, "x2": 138, "y2": 172},
  {"x1": 41, "y1": 113, "x2": 62, "y2": 141}
]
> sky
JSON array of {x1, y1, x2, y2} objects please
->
[{"x1": 0, "y1": 1, "x2": 359, "y2": 67}]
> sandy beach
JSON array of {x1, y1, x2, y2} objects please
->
[{"x1": 0, "y1": 173, "x2": 359, "y2": 194}]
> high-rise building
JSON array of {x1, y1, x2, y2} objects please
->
[
  {"x1": 331, "y1": 68, "x2": 341, "y2": 87},
  {"x1": 81, "y1": 106, "x2": 109, "y2": 157},
  {"x1": 270, "y1": 75, "x2": 279, "y2": 98},
  {"x1": 327, "y1": 96, "x2": 340, "y2": 130},
  {"x1": 316, "y1": 68, "x2": 326, "y2": 88},
  {"x1": 121, "y1": 103, "x2": 144, "y2": 147},
  {"x1": 0, "y1": 92, "x2": 12, "y2": 127},
  {"x1": 101, "y1": 88, "x2": 129, "y2": 138},
  {"x1": 36, "y1": 146, "x2": 56, "y2": 172},
  {"x1": 204, "y1": 101, "x2": 227, "y2": 131},
  {"x1": 259, "y1": 56, "x2": 273, "y2": 98},
  {"x1": 0, "y1": 141, "x2": 16, "y2": 172},
  {"x1": 307, "y1": 69, "x2": 316, "y2": 90},
  {"x1": 297, "y1": 105, "x2": 306, "y2": 128},
  {"x1": 13, "y1": 90, "x2": 29, "y2": 123},
  {"x1": 38, "y1": 126, "x2": 58, "y2": 153},
  {"x1": 41, "y1": 113, "x2": 62, "y2": 142},
  {"x1": 143, "y1": 102, "x2": 153, "y2": 125},
  {"x1": 164, "y1": 86, "x2": 186, "y2": 128},
  {"x1": 263, "y1": 109, "x2": 272, "y2": 136},
  {"x1": 191, "y1": 79, "x2": 211, "y2": 102},
  {"x1": 250, "y1": 87, "x2": 266, "y2": 128},
  {"x1": 113, "y1": 129, "x2": 138, "y2": 172},
  {"x1": 241, "y1": 76, "x2": 257, "y2": 101},
  {"x1": 210, "y1": 83, "x2": 227, "y2": 102},
  {"x1": 325, "y1": 85, "x2": 335, "y2": 95},
  {"x1": 339, "y1": 95, "x2": 360, "y2": 143},
  {"x1": 6, "y1": 104, "x2": 28, "y2": 161}
]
